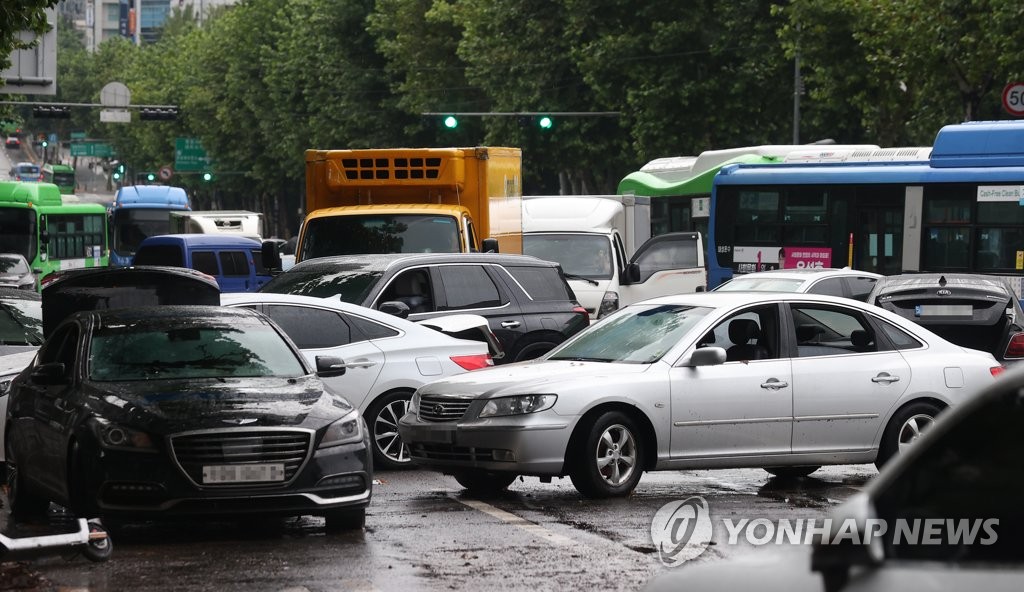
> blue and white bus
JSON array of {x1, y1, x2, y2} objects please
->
[
  {"x1": 108, "y1": 185, "x2": 191, "y2": 266},
  {"x1": 708, "y1": 120, "x2": 1024, "y2": 294}
]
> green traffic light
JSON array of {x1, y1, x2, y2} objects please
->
[
  {"x1": 41, "y1": 140, "x2": 48, "y2": 148},
  {"x1": 202, "y1": 172, "x2": 213, "y2": 181},
  {"x1": 147, "y1": 173, "x2": 156, "y2": 182},
  {"x1": 538, "y1": 116, "x2": 553, "y2": 129},
  {"x1": 112, "y1": 172, "x2": 121, "y2": 180},
  {"x1": 443, "y1": 116, "x2": 458, "y2": 129}
]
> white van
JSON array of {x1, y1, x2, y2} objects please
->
[{"x1": 522, "y1": 195, "x2": 705, "y2": 321}]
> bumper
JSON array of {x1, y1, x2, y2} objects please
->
[
  {"x1": 398, "y1": 413, "x2": 572, "y2": 476},
  {"x1": 82, "y1": 439, "x2": 372, "y2": 518}
]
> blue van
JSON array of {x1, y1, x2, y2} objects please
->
[{"x1": 132, "y1": 234, "x2": 271, "y2": 293}]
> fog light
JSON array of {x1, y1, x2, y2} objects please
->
[{"x1": 492, "y1": 449, "x2": 516, "y2": 462}]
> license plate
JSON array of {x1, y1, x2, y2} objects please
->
[
  {"x1": 202, "y1": 463, "x2": 286, "y2": 484},
  {"x1": 916, "y1": 304, "x2": 973, "y2": 317},
  {"x1": 418, "y1": 429, "x2": 454, "y2": 444}
]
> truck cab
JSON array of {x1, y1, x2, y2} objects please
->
[{"x1": 522, "y1": 195, "x2": 705, "y2": 321}]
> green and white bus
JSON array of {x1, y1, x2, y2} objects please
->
[
  {"x1": 0, "y1": 181, "x2": 108, "y2": 288},
  {"x1": 41, "y1": 163, "x2": 77, "y2": 195}
]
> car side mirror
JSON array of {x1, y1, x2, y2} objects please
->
[
  {"x1": 481, "y1": 237, "x2": 499, "y2": 253},
  {"x1": 679, "y1": 347, "x2": 726, "y2": 367},
  {"x1": 811, "y1": 494, "x2": 885, "y2": 592},
  {"x1": 378, "y1": 300, "x2": 410, "y2": 319},
  {"x1": 30, "y1": 362, "x2": 66, "y2": 385},
  {"x1": 261, "y1": 240, "x2": 282, "y2": 274},
  {"x1": 622, "y1": 262, "x2": 641, "y2": 285},
  {"x1": 315, "y1": 356, "x2": 347, "y2": 378}
]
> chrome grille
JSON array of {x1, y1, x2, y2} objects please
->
[
  {"x1": 171, "y1": 430, "x2": 312, "y2": 486},
  {"x1": 418, "y1": 396, "x2": 472, "y2": 422}
]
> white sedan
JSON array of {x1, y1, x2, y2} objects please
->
[
  {"x1": 221, "y1": 293, "x2": 494, "y2": 469},
  {"x1": 398, "y1": 292, "x2": 1004, "y2": 497}
]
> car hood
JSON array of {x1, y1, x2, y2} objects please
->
[
  {"x1": 81, "y1": 375, "x2": 353, "y2": 433},
  {"x1": 417, "y1": 359, "x2": 653, "y2": 398}
]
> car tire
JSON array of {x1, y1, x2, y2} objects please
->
[
  {"x1": 764, "y1": 466, "x2": 820, "y2": 479},
  {"x1": 569, "y1": 411, "x2": 645, "y2": 498},
  {"x1": 876, "y1": 401, "x2": 942, "y2": 469},
  {"x1": 364, "y1": 390, "x2": 414, "y2": 471},
  {"x1": 511, "y1": 335, "x2": 561, "y2": 362},
  {"x1": 324, "y1": 508, "x2": 366, "y2": 532},
  {"x1": 452, "y1": 470, "x2": 518, "y2": 493},
  {"x1": 6, "y1": 456, "x2": 50, "y2": 517}
]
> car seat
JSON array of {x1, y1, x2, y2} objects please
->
[
  {"x1": 388, "y1": 272, "x2": 432, "y2": 314},
  {"x1": 726, "y1": 318, "x2": 770, "y2": 361}
]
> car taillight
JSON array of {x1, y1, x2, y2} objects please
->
[
  {"x1": 572, "y1": 305, "x2": 588, "y2": 316},
  {"x1": 991, "y1": 365, "x2": 1007, "y2": 378},
  {"x1": 450, "y1": 354, "x2": 493, "y2": 371},
  {"x1": 1004, "y1": 333, "x2": 1024, "y2": 359}
]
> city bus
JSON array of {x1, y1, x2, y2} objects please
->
[
  {"x1": 707, "y1": 120, "x2": 1024, "y2": 292},
  {"x1": 617, "y1": 143, "x2": 881, "y2": 239},
  {"x1": 41, "y1": 163, "x2": 76, "y2": 195},
  {"x1": 108, "y1": 185, "x2": 191, "y2": 266},
  {"x1": 0, "y1": 181, "x2": 109, "y2": 288}
]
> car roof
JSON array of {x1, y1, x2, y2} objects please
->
[
  {"x1": 727, "y1": 268, "x2": 882, "y2": 280},
  {"x1": 138, "y1": 234, "x2": 261, "y2": 247},
  {"x1": 87, "y1": 305, "x2": 267, "y2": 326},
  {"x1": 288, "y1": 252, "x2": 556, "y2": 273},
  {"x1": 873, "y1": 273, "x2": 1012, "y2": 296},
  {"x1": 221, "y1": 292, "x2": 403, "y2": 326},
  {"x1": 641, "y1": 290, "x2": 878, "y2": 309}
]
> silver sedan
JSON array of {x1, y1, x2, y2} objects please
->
[{"x1": 398, "y1": 292, "x2": 1004, "y2": 497}]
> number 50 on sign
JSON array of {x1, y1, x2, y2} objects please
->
[{"x1": 1002, "y1": 83, "x2": 1024, "y2": 116}]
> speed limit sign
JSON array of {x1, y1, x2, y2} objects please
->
[{"x1": 1002, "y1": 82, "x2": 1024, "y2": 116}]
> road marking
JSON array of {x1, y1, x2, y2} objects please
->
[{"x1": 448, "y1": 493, "x2": 575, "y2": 547}]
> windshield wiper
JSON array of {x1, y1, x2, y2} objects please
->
[
  {"x1": 563, "y1": 273, "x2": 599, "y2": 286},
  {"x1": 550, "y1": 356, "x2": 613, "y2": 363}
]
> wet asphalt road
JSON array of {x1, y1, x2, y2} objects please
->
[{"x1": 13, "y1": 464, "x2": 876, "y2": 591}]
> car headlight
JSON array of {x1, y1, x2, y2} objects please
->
[
  {"x1": 478, "y1": 394, "x2": 557, "y2": 418},
  {"x1": 319, "y1": 411, "x2": 364, "y2": 449},
  {"x1": 87, "y1": 417, "x2": 157, "y2": 452}
]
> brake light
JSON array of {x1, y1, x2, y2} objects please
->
[
  {"x1": 450, "y1": 354, "x2": 493, "y2": 371},
  {"x1": 991, "y1": 365, "x2": 1007, "y2": 378},
  {"x1": 572, "y1": 305, "x2": 588, "y2": 316},
  {"x1": 1003, "y1": 333, "x2": 1024, "y2": 359}
]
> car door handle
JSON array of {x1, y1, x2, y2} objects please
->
[
  {"x1": 500, "y1": 321, "x2": 521, "y2": 329},
  {"x1": 338, "y1": 361, "x2": 379, "y2": 369},
  {"x1": 871, "y1": 373, "x2": 901, "y2": 384},
  {"x1": 760, "y1": 379, "x2": 789, "y2": 390}
]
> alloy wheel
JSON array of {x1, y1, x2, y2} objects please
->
[
  {"x1": 897, "y1": 413, "x2": 934, "y2": 453},
  {"x1": 595, "y1": 424, "x2": 637, "y2": 486},
  {"x1": 374, "y1": 398, "x2": 411, "y2": 464}
]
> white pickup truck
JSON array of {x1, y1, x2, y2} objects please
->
[{"x1": 522, "y1": 195, "x2": 705, "y2": 322}]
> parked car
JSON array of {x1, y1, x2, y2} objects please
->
[
  {"x1": 5, "y1": 305, "x2": 371, "y2": 530},
  {"x1": 222, "y1": 292, "x2": 496, "y2": 469},
  {"x1": 867, "y1": 273, "x2": 1024, "y2": 366},
  {"x1": 399, "y1": 292, "x2": 1003, "y2": 497},
  {"x1": 5, "y1": 136, "x2": 20, "y2": 149},
  {"x1": 259, "y1": 253, "x2": 590, "y2": 362},
  {"x1": 8, "y1": 162, "x2": 40, "y2": 181},
  {"x1": 0, "y1": 253, "x2": 35, "y2": 290},
  {"x1": 714, "y1": 268, "x2": 882, "y2": 301},
  {"x1": 0, "y1": 287, "x2": 43, "y2": 355},
  {"x1": 0, "y1": 350, "x2": 38, "y2": 473},
  {"x1": 642, "y1": 362, "x2": 1024, "y2": 592}
]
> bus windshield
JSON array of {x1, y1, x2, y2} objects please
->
[
  {"x1": 523, "y1": 233, "x2": 613, "y2": 279},
  {"x1": 300, "y1": 214, "x2": 460, "y2": 258},
  {"x1": 112, "y1": 209, "x2": 174, "y2": 255},
  {"x1": 0, "y1": 208, "x2": 37, "y2": 261}
]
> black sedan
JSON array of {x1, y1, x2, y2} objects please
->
[
  {"x1": 5, "y1": 305, "x2": 371, "y2": 530},
  {"x1": 867, "y1": 273, "x2": 1024, "y2": 365}
]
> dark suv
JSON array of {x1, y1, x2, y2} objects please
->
[{"x1": 259, "y1": 253, "x2": 590, "y2": 362}]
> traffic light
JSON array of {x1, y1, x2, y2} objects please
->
[
  {"x1": 147, "y1": 172, "x2": 156, "y2": 182},
  {"x1": 41, "y1": 139, "x2": 48, "y2": 148},
  {"x1": 32, "y1": 106, "x2": 71, "y2": 119},
  {"x1": 538, "y1": 115, "x2": 554, "y2": 130},
  {"x1": 202, "y1": 172, "x2": 213, "y2": 182},
  {"x1": 138, "y1": 107, "x2": 179, "y2": 121},
  {"x1": 443, "y1": 115, "x2": 458, "y2": 129}
]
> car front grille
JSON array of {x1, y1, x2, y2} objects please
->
[
  {"x1": 170, "y1": 429, "x2": 312, "y2": 487},
  {"x1": 418, "y1": 396, "x2": 473, "y2": 422}
]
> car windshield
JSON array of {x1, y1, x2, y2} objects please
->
[
  {"x1": 89, "y1": 320, "x2": 306, "y2": 381},
  {"x1": 523, "y1": 233, "x2": 613, "y2": 280},
  {"x1": 874, "y1": 388, "x2": 1024, "y2": 563},
  {"x1": 261, "y1": 265, "x2": 384, "y2": 303},
  {"x1": 715, "y1": 277, "x2": 804, "y2": 292},
  {"x1": 301, "y1": 215, "x2": 461, "y2": 257},
  {"x1": 0, "y1": 255, "x2": 29, "y2": 274},
  {"x1": 548, "y1": 304, "x2": 712, "y2": 364},
  {"x1": 0, "y1": 299, "x2": 43, "y2": 345},
  {"x1": 112, "y1": 209, "x2": 175, "y2": 254}
]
